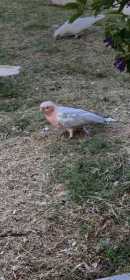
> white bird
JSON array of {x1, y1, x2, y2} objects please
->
[
  {"x1": 0, "y1": 65, "x2": 21, "y2": 77},
  {"x1": 112, "y1": 1, "x2": 130, "y2": 15},
  {"x1": 122, "y1": 5, "x2": 130, "y2": 15},
  {"x1": 40, "y1": 101, "x2": 115, "y2": 138},
  {"x1": 53, "y1": 15, "x2": 105, "y2": 39}
]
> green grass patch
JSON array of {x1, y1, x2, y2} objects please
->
[
  {"x1": 0, "y1": 100, "x2": 20, "y2": 112},
  {"x1": 0, "y1": 0, "x2": 130, "y2": 279},
  {"x1": 99, "y1": 237, "x2": 130, "y2": 274},
  {"x1": 62, "y1": 152, "x2": 130, "y2": 203},
  {"x1": 50, "y1": 136, "x2": 130, "y2": 205},
  {"x1": 80, "y1": 136, "x2": 114, "y2": 154}
]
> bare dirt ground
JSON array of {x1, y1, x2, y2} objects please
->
[{"x1": 0, "y1": 1, "x2": 130, "y2": 279}]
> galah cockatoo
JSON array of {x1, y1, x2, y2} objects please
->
[
  {"x1": 53, "y1": 15, "x2": 105, "y2": 39},
  {"x1": 40, "y1": 101, "x2": 115, "y2": 138}
]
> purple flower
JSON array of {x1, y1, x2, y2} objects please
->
[
  {"x1": 114, "y1": 57, "x2": 126, "y2": 72},
  {"x1": 127, "y1": 1, "x2": 130, "y2": 7},
  {"x1": 104, "y1": 37, "x2": 113, "y2": 47}
]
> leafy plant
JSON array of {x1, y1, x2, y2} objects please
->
[
  {"x1": 63, "y1": 0, "x2": 130, "y2": 72},
  {"x1": 62, "y1": 153, "x2": 130, "y2": 203}
]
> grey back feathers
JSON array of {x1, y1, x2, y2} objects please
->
[
  {"x1": 54, "y1": 15, "x2": 105, "y2": 39},
  {"x1": 57, "y1": 106, "x2": 115, "y2": 128}
]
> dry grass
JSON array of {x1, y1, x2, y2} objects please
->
[{"x1": 0, "y1": 0, "x2": 130, "y2": 279}]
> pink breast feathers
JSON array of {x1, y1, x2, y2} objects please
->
[{"x1": 45, "y1": 110, "x2": 62, "y2": 128}]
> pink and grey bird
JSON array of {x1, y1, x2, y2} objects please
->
[{"x1": 40, "y1": 101, "x2": 115, "y2": 138}]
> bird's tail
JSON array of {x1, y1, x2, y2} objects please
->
[{"x1": 105, "y1": 117, "x2": 117, "y2": 124}]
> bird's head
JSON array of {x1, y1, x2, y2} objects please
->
[
  {"x1": 53, "y1": 21, "x2": 68, "y2": 40},
  {"x1": 40, "y1": 101, "x2": 56, "y2": 115}
]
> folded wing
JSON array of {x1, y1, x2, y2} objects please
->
[{"x1": 57, "y1": 107, "x2": 106, "y2": 128}]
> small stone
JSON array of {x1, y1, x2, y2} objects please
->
[{"x1": 0, "y1": 272, "x2": 5, "y2": 280}]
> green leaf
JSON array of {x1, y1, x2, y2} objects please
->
[
  {"x1": 69, "y1": 11, "x2": 83, "y2": 22},
  {"x1": 92, "y1": 0, "x2": 115, "y2": 13},
  {"x1": 76, "y1": 0, "x2": 87, "y2": 5},
  {"x1": 64, "y1": 2, "x2": 79, "y2": 10}
]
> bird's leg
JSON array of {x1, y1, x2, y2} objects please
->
[
  {"x1": 67, "y1": 128, "x2": 74, "y2": 139},
  {"x1": 74, "y1": 34, "x2": 79, "y2": 39},
  {"x1": 83, "y1": 126, "x2": 90, "y2": 138}
]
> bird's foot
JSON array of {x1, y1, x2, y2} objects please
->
[{"x1": 74, "y1": 34, "x2": 80, "y2": 39}]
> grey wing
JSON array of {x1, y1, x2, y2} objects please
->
[{"x1": 57, "y1": 107, "x2": 105, "y2": 128}]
